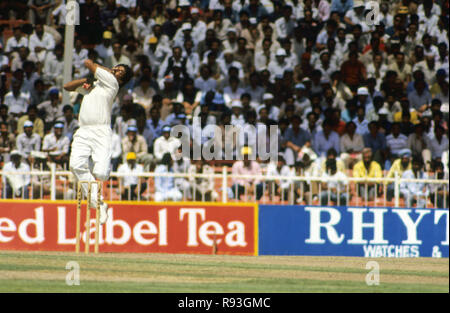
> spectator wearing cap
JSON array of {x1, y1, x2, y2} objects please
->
[
  {"x1": 230, "y1": 100, "x2": 245, "y2": 127},
  {"x1": 190, "y1": 7, "x2": 207, "y2": 44},
  {"x1": 121, "y1": 125, "x2": 153, "y2": 171},
  {"x1": 219, "y1": 50, "x2": 245, "y2": 82},
  {"x1": 153, "y1": 125, "x2": 181, "y2": 163},
  {"x1": 95, "y1": 31, "x2": 114, "y2": 61},
  {"x1": 267, "y1": 48, "x2": 290, "y2": 81},
  {"x1": 0, "y1": 122, "x2": 16, "y2": 164},
  {"x1": 37, "y1": 87, "x2": 64, "y2": 126},
  {"x1": 1, "y1": 150, "x2": 31, "y2": 199},
  {"x1": 154, "y1": 152, "x2": 183, "y2": 202},
  {"x1": 223, "y1": 27, "x2": 239, "y2": 54},
  {"x1": 293, "y1": 83, "x2": 311, "y2": 119},
  {"x1": 400, "y1": 156, "x2": 430, "y2": 208},
  {"x1": 355, "y1": 87, "x2": 373, "y2": 113},
  {"x1": 42, "y1": 122, "x2": 70, "y2": 167},
  {"x1": 231, "y1": 146, "x2": 264, "y2": 201},
  {"x1": 340, "y1": 121, "x2": 364, "y2": 169},
  {"x1": 15, "y1": 120, "x2": 41, "y2": 163},
  {"x1": 117, "y1": 152, "x2": 148, "y2": 201},
  {"x1": 319, "y1": 158, "x2": 349, "y2": 206},
  {"x1": 4, "y1": 79, "x2": 30, "y2": 118},
  {"x1": 173, "y1": 22, "x2": 194, "y2": 48},
  {"x1": 17, "y1": 105, "x2": 45, "y2": 139},
  {"x1": 259, "y1": 93, "x2": 279, "y2": 121}
]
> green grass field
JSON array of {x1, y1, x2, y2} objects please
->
[{"x1": 0, "y1": 251, "x2": 448, "y2": 293}]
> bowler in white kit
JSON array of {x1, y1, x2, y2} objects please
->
[{"x1": 64, "y1": 59, "x2": 132, "y2": 224}]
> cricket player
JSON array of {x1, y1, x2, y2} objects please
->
[{"x1": 64, "y1": 59, "x2": 132, "y2": 224}]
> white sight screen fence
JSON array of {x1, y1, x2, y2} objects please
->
[{"x1": 0, "y1": 166, "x2": 448, "y2": 209}]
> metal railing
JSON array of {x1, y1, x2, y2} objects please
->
[{"x1": 0, "y1": 166, "x2": 448, "y2": 208}]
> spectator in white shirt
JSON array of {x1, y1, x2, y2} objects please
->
[
  {"x1": 117, "y1": 152, "x2": 147, "y2": 201},
  {"x1": 267, "y1": 48, "x2": 290, "y2": 81},
  {"x1": 2, "y1": 150, "x2": 31, "y2": 199},
  {"x1": 43, "y1": 43, "x2": 65, "y2": 87},
  {"x1": 266, "y1": 154, "x2": 294, "y2": 201},
  {"x1": 15, "y1": 120, "x2": 41, "y2": 163},
  {"x1": 28, "y1": 22, "x2": 55, "y2": 63},
  {"x1": 400, "y1": 156, "x2": 429, "y2": 208},
  {"x1": 319, "y1": 158, "x2": 349, "y2": 206},
  {"x1": 4, "y1": 79, "x2": 30, "y2": 118},
  {"x1": 153, "y1": 125, "x2": 181, "y2": 162},
  {"x1": 42, "y1": 122, "x2": 70, "y2": 168},
  {"x1": 4, "y1": 26, "x2": 28, "y2": 55},
  {"x1": 37, "y1": 87, "x2": 64, "y2": 125},
  {"x1": 275, "y1": 5, "x2": 296, "y2": 39}
]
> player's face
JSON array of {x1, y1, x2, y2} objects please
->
[{"x1": 111, "y1": 66, "x2": 126, "y2": 83}]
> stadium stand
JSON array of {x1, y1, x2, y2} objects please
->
[{"x1": 0, "y1": 0, "x2": 448, "y2": 208}]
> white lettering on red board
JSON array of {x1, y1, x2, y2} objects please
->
[{"x1": 0, "y1": 206, "x2": 247, "y2": 248}]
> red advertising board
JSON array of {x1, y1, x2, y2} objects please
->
[{"x1": 0, "y1": 200, "x2": 258, "y2": 255}]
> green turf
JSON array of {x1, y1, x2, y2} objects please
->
[{"x1": 0, "y1": 251, "x2": 448, "y2": 293}]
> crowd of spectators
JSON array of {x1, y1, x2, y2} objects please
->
[{"x1": 0, "y1": 0, "x2": 448, "y2": 206}]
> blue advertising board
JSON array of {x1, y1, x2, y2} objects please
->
[{"x1": 259, "y1": 205, "x2": 449, "y2": 258}]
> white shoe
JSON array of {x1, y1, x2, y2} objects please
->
[{"x1": 99, "y1": 202, "x2": 109, "y2": 225}]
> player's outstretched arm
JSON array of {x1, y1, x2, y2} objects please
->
[
  {"x1": 84, "y1": 59, "x2": 112, "y2": 75},
  {"x1": 63, "y1": 78, "x2": 88, "y2": 91}
]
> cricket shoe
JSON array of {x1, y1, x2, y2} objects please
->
[{"x1": 99, "y1": 202, "x2": 109, "y2": 225}]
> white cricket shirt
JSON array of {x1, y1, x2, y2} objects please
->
[{"x1": 77, "y1": 67, "x2": 119, "y2": 127}]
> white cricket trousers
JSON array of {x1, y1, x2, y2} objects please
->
[{"x1": 69, "y1": 125, "x2": 112, "y2": 207}]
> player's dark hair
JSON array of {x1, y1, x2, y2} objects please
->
[{"x1": 116, "y1": 64, "x2": 133, "y2": 88}]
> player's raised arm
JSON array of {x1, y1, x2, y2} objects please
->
[{"x1": 63, "y1": 78, "x2": 88, "y2": 91}]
